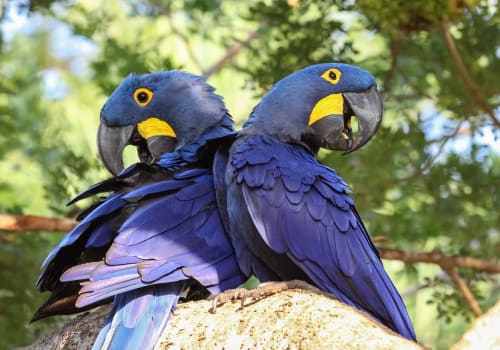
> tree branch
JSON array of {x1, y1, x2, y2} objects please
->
[
  {"x1": 419, "y1": 120, "x2": 465, "y2": 173},
  {"x1": 378, "y1": 247, "x2": 500, "y2": 274},
  {"x1": 0, "y1": 214, "x2": 76, "y2": 233},
  {"x1": 400, "y1": 271, "x2": 447, "y2": 298},
  {"x1": 439, "y1": 21, "x2": 500, "y2": 127},
  {"x1": 22, "y1": 289, "x2": 424, "y2": 350},
  {"x1": 380, "y1": 246, "x2": 490, "y2": 317},
  {"x1": 382, "y1": 39, "x2": 402, "y2": 93},
  {"x1": 442, "y1": 266, "x2": 483, "y2": 317},
  {"x1": 3, "y1": 214, "x2": 499, "y2": 275},
  {"x1": 397, "y1": 120, "x2": 466, "y2": 182},
  {"x1": 202, "y1": 27, "x2": 262, "y2": 78},
  {"x1": 0, "y1": 233, "x2": 15, "y2": 243},
  {"x1": 165, "y1": 12, "x2": 204, "y2": 72}
]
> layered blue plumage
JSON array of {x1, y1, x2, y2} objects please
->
[
  {"x1": 33, "y1": 70, "x2": 246, "y2": 350},
  {"x1": 60, "y1": 166, "x2": 243, "y2": 301},
  {"x1": 59, "y1": 164, "x2": 245, "y2": 350},
  {"x1": 219, "y1": 63, "x2": 416, "y2": 341},
  {"x1": 35, "y1": 146, "x2": 246, "y2": 349},
  {"x1": 221, "y1": 135, "x2": 415, "y2": 339}
]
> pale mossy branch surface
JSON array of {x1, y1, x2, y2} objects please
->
[
  {"x1": 450, "y1": 300, "x2": 500, "y2": 350},
  {"x1": 21, "y1": 289, "x2": 424, "y2": 350}
]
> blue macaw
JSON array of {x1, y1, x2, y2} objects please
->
[
  {"x1": 33, "y1": 71, "x2": 246, "y2": 349},
  {"x1": 216, "y1": 63, "x2": 417, "y2": 340}
]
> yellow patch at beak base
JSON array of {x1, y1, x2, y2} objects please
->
[
  {"x1": 137, "y1": 117, "x2": 176, "y2": 139},
  {"x1": 308, "y1": 93, "x2": 344, "y2": 126}
]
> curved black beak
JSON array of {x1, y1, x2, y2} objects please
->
[
  {"x1": 311, "y1": 85, "x2": 383, "y2": 153},
  {"x1": 97, "y1": 122, "x2": 135, "y2": 175},
  {"x1": 343, "y1": 85, "x2": 383, "y2": 153},
  {"x1": 97, "y1": 121, "x2": 176, "y2": 175}
]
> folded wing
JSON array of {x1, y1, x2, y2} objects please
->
[{"x1": 231, "y1": 135, "x2": 415, "y2": 340}]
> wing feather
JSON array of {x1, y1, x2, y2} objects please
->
[
  {"x1": 35, "y1": 163, "x2": 245, "y2": 321},
  {"x1": 231, "y1": 135, "x2": 416, "y2": 340},
  {"x1": 65, "y1": 170, "x2": 244, "y2": 308}
]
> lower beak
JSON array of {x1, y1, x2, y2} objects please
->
[
  {"x1": 311, "y1": 85, "x2": 383, "y2": 153},
  {"x1": 309, "y1": 115, "x2": 352, "y2": 151},
  {"x1": 143, "y1": 136, "x2": 176, "y2": 164}
]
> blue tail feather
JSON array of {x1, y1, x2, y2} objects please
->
[{"x1": 93, "y1": 283, "x2": 185, "y2": 350}]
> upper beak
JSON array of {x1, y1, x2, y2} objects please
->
[
  {"x1": 310, "y1": 85, "x2": 383, "y2": 153},
  {"x1": 97, "y1": 121, "x2": 135, "y2": 175},
  {"x1": 343, "y1": 85, "x2": 383, "y2": 153},
  {"x1": 97, "y1": 120, "x2": 176, "y2": 175}
]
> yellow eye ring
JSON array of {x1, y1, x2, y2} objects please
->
[
  {"x1": 321, "y1": 68, "x2": 341, "y2": 84},
  {"x1": 134, "y1": 88, "x2": 154, "y2": 107}
]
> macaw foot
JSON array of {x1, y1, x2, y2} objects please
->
[{"x1": 210, "y1": 280, "x2": 322, "y2": 313}]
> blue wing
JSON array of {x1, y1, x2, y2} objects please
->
[
  {"x1": 34, "y1": 163, "x2": 246, "y2": 350},
  {"x1": 228, "y1": 135, "x2": 416, "y2": 340},
  {"x1": 37, "y1": 164, "x2": 158, "y2": 288},
  {"x1": 58, "y1": 167, "x2": 245, "y2": 349},
  {"x1": 61, "y1": 168, "x2": 245, "y2": 307},
  {"x1": 33, "y1": 164, "x2": 173, "y2": 320}
]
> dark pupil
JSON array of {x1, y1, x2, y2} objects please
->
[
  {"x1": 329, "y1": 71, "x2": 337, "y2": 80},
  {"x1": 137, "y1": 92, "x2": 148, "y2": 102}
]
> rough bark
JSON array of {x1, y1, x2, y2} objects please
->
[{"x1": 20, "y1": 289, "x2": 424, "y2": 350}]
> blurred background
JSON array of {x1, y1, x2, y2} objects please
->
[{"x1": 0, "y1": 1, "x2": 498, "y2": 349}]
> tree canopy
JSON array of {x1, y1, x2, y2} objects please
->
[{"x1": 0, "y1": 1, "x2": 498, "y2": 349}]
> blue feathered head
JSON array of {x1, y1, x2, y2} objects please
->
[
  {"x1": 243, "y1": 63, "x2": 383, "y2": 153},
  {"x1": 98, "y1": 71, "x2": 233, "y2": 174}
]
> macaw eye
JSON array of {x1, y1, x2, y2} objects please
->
[
  {"x1": 134, "y1": 88, "x2": 154, "y2": 107},
  {"x1": 321, "y1": 68, "x2": 341, "y2": 85}
]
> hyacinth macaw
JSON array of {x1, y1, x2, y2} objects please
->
[
  {"x1": 33, "y1": 71, "x2": 246, "y2": 350},
  {"x1": 216, "y1": 63, "x2": 417, "y2": 340}
]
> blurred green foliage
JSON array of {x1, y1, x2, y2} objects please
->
[{"x1": 0, "y1": 0, "x2": 498, "y2": 349}]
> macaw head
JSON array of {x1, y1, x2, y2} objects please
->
[
  {"x1": 98, "y1": 70, "x2": 231, "y2": 175},
  {"x1": 244, "y1": 63, "x2": 383, "y2": 153}
]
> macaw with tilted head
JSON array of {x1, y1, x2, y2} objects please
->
[
  {"x1": 215, "y1": 63, "x2": 416, "y2": 340},
  {"x1": 33, "y1": 71, "x2": 246, "y2": 350}
]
